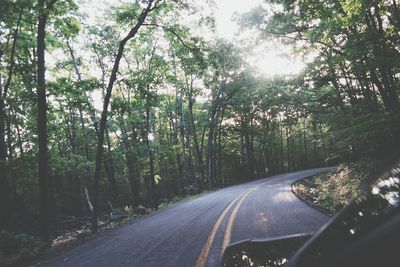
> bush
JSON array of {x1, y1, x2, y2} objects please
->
[
  {"x1": 183, "y1": 184, "x2": 200, "y2": 195},
  {"x1": 0, "y1": 231, "x2": 47, "y2": 266}
]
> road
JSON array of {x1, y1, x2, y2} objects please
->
[{"x1": 40, "y1": 168, "x2": 334, "y2": 267}]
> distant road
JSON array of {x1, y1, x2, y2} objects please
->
[{"x1": 40, "y1": 168, "x2": 334, "y2": 267}]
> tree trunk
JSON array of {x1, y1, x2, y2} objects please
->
[
  {"x1": 217, "y1": 120, "x2": 223, "y2": 186},
  {"x1": 0, "y1": 73, "x2": 10, "y2": 231},
  {"x1": 286, "y1": 127, "x2": 290, "y2": 171},
  {"x1": 15, "y1": 116, "x2": 24, "y2": 155},
  {"x1": 0, "y1": 9, "x2": 22, "y2": 231},
  {"x1": 37, "y1": 0, "x2": 49, "y2": 241},
  {"x1": 188, "y1": 97, "x2": 204, "y2": 181},
  {"x1": 303, "y1": 120, "x2": 308, "y2": 168},
  {"x1": 206, "y1": 106, "x2": 217, "y2": 189},
  {"x1": 145, "y1": 105, "x2": 157, "y2": 207},
  {"x1": 66, "y1": 105, "x2": 82, "y2": 206},
  {"x1": 118, "y1": 112, "x2": 140, "y2": 205},
  {"x1": 176, "y1": 88, "x2": 191, "y2": 184},
  {"x1": 105, "y1": 127, "x2": 117, "y2": 199},
  {"x1": 78, "y1": 106, "x2": 91, "y2": 160},
  {"x1": 280, "y1": 122, "x2": 284, "y2": 172},
  {"x1": 67, "y1": 39, "x2": 92, "y2": 160},
  {"x1": 92, "y1": 0, "x2": 156, "y2": 233}
]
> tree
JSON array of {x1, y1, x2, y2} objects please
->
[
  {"x1": 36, "y1": 0, "x2": 53, "y2": 241},
  {"x1": 36, "y1": 0, "x2": 78, "y2": 241},
  {"x1": 204, "y1": 41, "x2": 245, "y2": 188},
  {"x1": 91, "y1": 0, "x2": 160, "y2": 233},
  {"x1": 241, "y1": 0, "x2": 400, "y2": 160},
  {"x1": 0, "y1": 1, "x2": 23, "y2": 231}
]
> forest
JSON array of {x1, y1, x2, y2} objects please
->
[{"x1": 0, "y1": 0, "x2": 399, "y2": 252}]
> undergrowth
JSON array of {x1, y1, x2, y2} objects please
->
[{"x1": 292, "y1": 161, "x2": 378, "y2": 215}]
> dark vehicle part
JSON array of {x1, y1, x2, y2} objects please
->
[
  {"x1": 221, "y1": 233, "x2": 312, "y2": 267},
  {"x1": 288, "y1": 163, "x2": 400, "y2": 267},
  {"x1": 222, "y1": 162, "x2": 400, "y2": 267}
]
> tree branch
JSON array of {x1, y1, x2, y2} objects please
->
[{"x1": 142, "y1": 23, "x2": 203, "y2": 53}]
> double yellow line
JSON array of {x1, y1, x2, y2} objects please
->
[{"x1": 194, "y1": 187, "x2": 257, "y2": 267}]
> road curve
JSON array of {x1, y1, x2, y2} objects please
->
[{"x1": 40, "y1": 168, "x2": 334, "y2": 267}]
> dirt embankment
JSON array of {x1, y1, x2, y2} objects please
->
[{"x1": 292, "y1": 161, "x2": 387, "y2": 215}]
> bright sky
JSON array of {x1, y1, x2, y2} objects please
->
[
  {"x1": 214, "y1": 0, "x2": 305, "y2": 77},
  {"x1": 214, "y1": 0, "x2": 261, "y2": 39}
]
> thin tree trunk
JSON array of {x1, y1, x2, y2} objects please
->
[
  {"x1": 280, "y1": 122, "x2": 284, "y2": 172},
  {"x1": 303, "y1": 120, "x2": 308, "y2": 168},
  {"x1": 92, "y1": 0, "x2": 156, "y2": 233},
  {"x1": 66, "y1": 39, "x2": 82, "y2": 80},
  {"x1": 240, "y1": 127, "x2": 245, "y2": 169},
  {"x1": 118, "y1": 112, "x2": 140, "y2": 205},
  {"x1": 206, "y1": 106, "x2": 217, "y2": 189},
  {"x1": 15, "y1": 117, "x2": 24, "y2": 155},
  {"x1": 145, "y1": 105, "x2": 156, "y2": 207},
  {"x1": 217, "y1": 121, "x2": 223, "y2": 186},
  {"x1": 105, "y1": 127, "x2": 117, "y2": 199},
  {"x1": 0, "y1": 9, "x2": 22, "y2": 231},
  {"x1": 5, "y1": 104, "x2": 12, "y2": 160},
  {"x1": 176, "y1": 88, "x2": 190, "y2": 184},
  {"x1": 66, "y1": 105, "x2": 82, "y2": 204},
  {"x1": 188, "y1": 97, "x2": 204, "y2": 181},
  {"x1": 67, "y1": 39, "x2": 92, "y2": 160},
  {"x1": 37, "y1": 0, "x2": 50, "y2": 241},
  {"x1": 67, "y1": 35, "x2": 101, "y2": 210},
  {"x1": 166, "y1": 100, "x2": 183, "y2": 182},
  {"x1": 78, "y1": 106, "x2": 90, "y2": 160},
  {"x1": 270, "y1": 122, "x2": 276, "y2": 174},
  {"x1": 0, "y1": 71, "x2": 10, "y2": 231},
  {"x1": 286, "y1": 127, "x2": 290, "y2": 171},
  {"x1": 84, "y1": 187, "x2": 93, "y2": 213}
]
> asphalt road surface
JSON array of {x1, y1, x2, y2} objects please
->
[{"x1": 40, "y1": 168, "x2": 334, "y2": 267}]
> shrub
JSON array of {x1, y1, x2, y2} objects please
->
[{"x1": 0, "y1": 231, "x2": 47, "y2": 266}]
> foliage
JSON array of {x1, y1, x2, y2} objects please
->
[
  {"x1": 0, "y1": 231, "x2": 47, "y2": 266},
  {"x1": 293, "y1": 161, "x2": 380, "y2": 214},
  {"x1": 240, "y1": 0, "x2": 400, "y2": 160}
]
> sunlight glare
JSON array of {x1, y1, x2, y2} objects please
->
[
  {"x1": 248, "y1": 52, "x2": 305, "y2": 77},
  {"x1": 214, "y1": 0, "x2": 305, "y2": 77},
  {"x1": 214, "y1": 0, "x2": 261, "y2": 39}
]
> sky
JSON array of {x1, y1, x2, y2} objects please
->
[
  {"x1": 214, "y1": 0, "x2": 261, "y2": 39},
  {"x1": 213, "y1": 0, "x2": 304, "y2": 77}
]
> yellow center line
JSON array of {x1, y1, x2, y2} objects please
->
[
  {"x1": 194, "y1": 186, "x2": 257, "y2": 267},
  {"x1": 194, "y1": 190, "x2": 248, "y2": 267},
  {"x1": 221, "y1": 188, "x2": 257, "y2": 253}
]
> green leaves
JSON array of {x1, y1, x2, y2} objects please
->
[
  {"x1": 114, "y1": 2, "x2": 141, "y2": 25},
  {"x1": 54, "y1": 16, "x2": 81, "y2": 38},
  {"x1": 48, "y1": 77, "x2": 100, "y2": 109}
]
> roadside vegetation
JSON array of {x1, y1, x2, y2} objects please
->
[
  {"x1": 0, "y1": 191, "x2": 208, "y2": 267},
  {"x1": 1, "y1": 0, "x2": 400, "y2": 265},
  {"x1": 292, "y1": 160, "x2": 394, "y2": 215}
]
